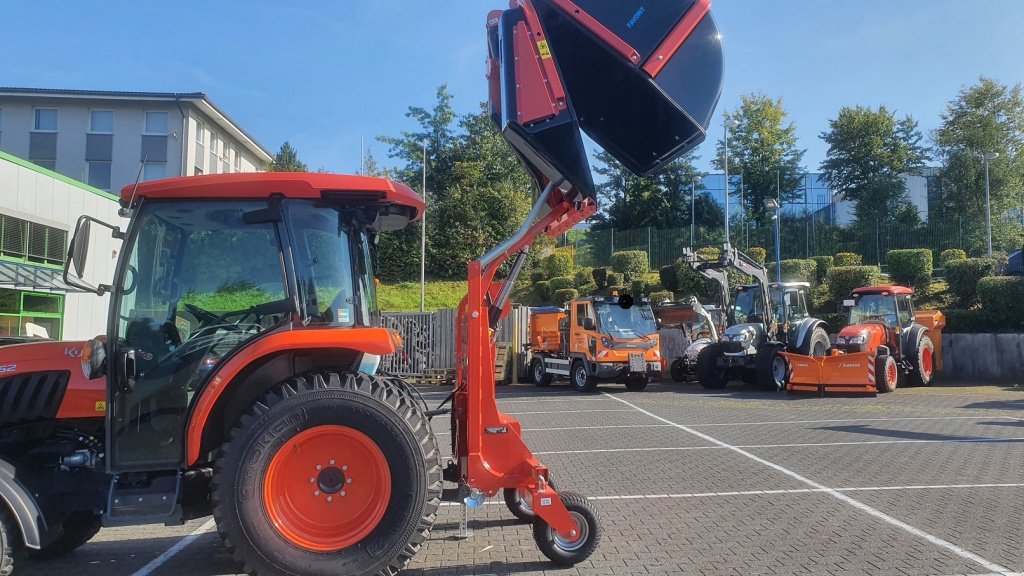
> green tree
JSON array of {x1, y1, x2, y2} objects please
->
[
  {"x1": 934, "y1": 77, "x2": 1024, "y2": 254},
  {"x1": 713, "y1": 93, "x2": 806, "y2": 227},
  {"x1": 819, "y1": 105, "x2": 929, "y2": 225},
  {"x1": 266, "y1": 141, "x2": 307, "y2": 172}
]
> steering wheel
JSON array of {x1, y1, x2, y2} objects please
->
[{"x1": 183, "y1": 302, "x2": 222, "y2": 327}]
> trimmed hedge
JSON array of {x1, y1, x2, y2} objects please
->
[
  {"x1": 573, "y1": 267, "x2": 593, "y2": 288},
  {"x1": 826, "y1": 265, "x2": 882, "y2": 303},
  {"x1": 747, "y1": 247, "x2": 767, "y2": 265},
  {"x1": 978, "y1": 276, "x2": 1024, "y2": 321},
  {"x1": 577, "y1": 282, "x2": 597, "y2": 295},
  {"x1": 835, "y1": 252, "x2": 862, "y2": 267},
  {"x1": 811, "y1": 256, "x2": 834, "y2": 285},
  {"x1": 592, "y1": 267, "x2": 610, "y2": 289},
  {"x1": 549, "y1": 276, "x2": 575, "y2": 291},
  {"x1": 529, "y1": 270, "x2": 546, "y2": 283},
  {"x1": 945, "y1": 258, "x2": 996, "y2": 306},
  {"x1": 542, "y1": 251, "x2": 574, "y2": 279},
  {"x1": 630, "y1": 279, "x2": 647, "y2": 295},
  {"x1": 606, "y1": 272, "x2": 624, "y2": 287},
  {"x1": 553, "y1": 288, "x2": 579, "y2": 302},
  {"x1": 674, "y1": 264, "x2": 719, "y2": 301},
  {"x1": 696, "y1": 247, "x2": 721, "y2": 262},
  {"x1": 942, "y1": 309, "x2": 1006, "y2": 333},
  {"x1": 650, "y1": 290, "x2": 673, "y2": 303},
  {"x1": 810, "y1": 283, "x2": 834, "y2": 311},
  {"x1": 940, "y1": 248, "x2": 967, "y2": 267},
  {"x1": 611, "y1": 250, "x2": 649, "y2": 282},
  {"x1": 780, "y1": 259, "x2": 817, "y2": 285},
  {"x1": 659, "y1": 264, "x2": 679, "y2": 292},
  {"x1": 533, "y1": 280, "x2": 551, "y2": 301},
  {"x1": 887, "y1": 249, "x2": 933, "y2": 290}
]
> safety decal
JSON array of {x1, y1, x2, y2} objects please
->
[{"x1": 536, "y1": 40, "x2": 552, "y2": 60}]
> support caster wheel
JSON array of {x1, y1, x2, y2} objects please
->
[
  {"x1": 503, "y1": 478, "x2": 557, "y2": 522},
  {"x1": 532, "y1": 491, "x2": 601, "y2": 565}
]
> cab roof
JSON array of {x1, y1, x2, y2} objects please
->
[
  {"x1": 119, "y1": 172, "x2": 424, "y2": 221},
  {"x1": 852, "y1": 285, "x2": 914, "y2": 296}
]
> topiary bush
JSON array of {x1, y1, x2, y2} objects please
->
[
  {"x1": 529, "y1": 270, "x2": 546, "y2": 283},
  {"x1": 835, "y1": 252, "x2": 862, "y2": 267},
  {"x1": 573, "y1": 267, "x2": 593, "y2": 288},
  {"x1": 542, "y1": 250, "x2": 574, "y2": 279},
  {"x1": 945, "y1": 258, "x2": 996, "y2": 306},
  {"x1": 940, "y1": 248, "x2": 967, "y2": 267},
  {"x1": 611, "y1": 250, "x2": 650, "y2": 282},
  {"x1": 810, "y1": 283, "x2": 834, "y2": 312},
  {"x1": 696, "y1": 247, "x2": 721, "y2": 262},
  {"x1": 942, "y1": 309, "x2": 1004, "y2": 333},
  {"x1": 977, "y1": 276, "x2": 1024, "y2": 324},
  {"x1": 549, "y1": 276, "x2": 575, "y2": 291},
  {"x1": 826, "y1": 266, "x2": 882, "y2": 303},
  {"x1": 630, "y1": 279, "x2": 647, "y2": 295},
  {"x1": 533, "y1": 280, "x2": 551, "y2": 302},
  {"x1": 811, "y1": 256, "x2": 834, "y2": 285},
  {"x1": 577, "y1": 282, "x2": 598, "y2": 295},
  {"x1": 780, "y1": 259, "x2": 817, "y2": 285},
  {"x1": 592, "y1": 267, "x2": 610, "y2": 289},
  {"x1": 553, "y1": 288, "x2": 579, "y2": 303},
  {"x1": 607, "y1": 284, "x2": 626, "y2": 296},
  {"x1": 886, "y1": 249, "x2": 933, "y2": 290},
  {"x1": 649, "y1": 290, "x2": 674, "y2": 304},
  {"x1": 674, "y1": 263, "x2": 719, "y2": 301},
  {"x1": 659, "y1": 264, "x2": 679, "y2": 292},
  {"x1": 747, "y1": 247, "x2": 767, "y2": 265},
  {"x1": 606, "y1": 272, "x2": 624, "y2": 287}
]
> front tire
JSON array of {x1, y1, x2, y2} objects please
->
[
  {"x1": 624, "y1": 373, "x2": 649, "y2": 391},
  {"x1": 212, "y1": 372, "x2": 442, "y2": 576},
  {"x1": 755, "y1": 344, "x2": 787, "y2": 391},
  {"x1": 669, "y1": 358, "x2": 686, "y2": 382},
  {"x1": 696, "y1": 343, "x2": 728, "y2": 389},
  {"x1": 0, "y1": 507, "x2": 18, "y2": 576},
  {"x1": 30, "y1": 512, "x2": 100, "y2": 558},
  {"x1": 532, "y1": 492, "x2": 601, "y2": 565},
  {"x1": 876, "y1": 354, "x2": 898, "y2": 393},
  {"x1": 907, "y1": 336, "x2": 935, "y2": 387},
  {"x1": 570, "y1": 361, "x2": 596, "y2": 393}
]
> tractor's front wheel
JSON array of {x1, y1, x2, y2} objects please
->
[
  {"x1": 876, "y1": 354, "x2": 899, "y2": 393},
  {"x1": 0, "y1": 507, "x2": 18, "y2": 576},
  {"x1": 907, "y1": 336, "x2": 935, "y2": 387},
  {"x1": 532, "y1": 492, "x2": 601, "y2": 565},
  {"x1": 800, "y1": 326, "x2": 831, "y2": 357},
  {"x1": 212, "y1": 372, "x2": 442, "y2": 576},
  {"x1": 756, "y1": 344, "x2": 788, "y2": 391},
  {"x1": 696, "y1": 343, "x2": 728, "y2": 389},
  {"x1": 669, "y1": 358, "x2": 686, "y2": 382},
  {"x1": 624, "y1": 372, "x2": 649, "y2": 391},
  {"x1": 30, "y1": 512, "x2": 100, "y2": 558}
]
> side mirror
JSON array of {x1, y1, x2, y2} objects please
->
[
  {"x1": 583, "y1": 318, "x2": 596, "y2": 331},
  {"x1": 64, "y1": 215, "x2": 122, "y2": 296},
  {"x1": 842, "y1": 299, "x2": 856, "y2": 308},
  {"x1": 71, "y1": 219, "x2": 91, "y2": 278}
]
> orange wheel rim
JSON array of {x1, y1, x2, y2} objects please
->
[
  {"x1": 922, "y1": 349, "x2": 933, "y2": 378},
  {"x1": 887, "y1": 361, "x2": 898, "y2": 386},
  {"x1": 263, "y1": 425, "x2": 391, "y2": 552}
]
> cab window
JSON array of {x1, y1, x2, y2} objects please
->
[{"x1": 896, "y1": 295, "x2": 914, "y2": 327}]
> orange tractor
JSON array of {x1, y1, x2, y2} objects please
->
[
  {"x1": 0, "y1": 1, "x2": 723, "y2": 575},
  {"x1": 784, "y1": 286, "x2": 945, "y2": 394}
]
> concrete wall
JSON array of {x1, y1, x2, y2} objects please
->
[
  {"x1": 185, "y1": 107, "x2": 263, "y2": 176},
  {"x1": 941, "y1": 333, "x2": 1024, "y2": 382}
]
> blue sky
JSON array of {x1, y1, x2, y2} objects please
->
[{"x1": 3, "y1": 1, "x2": 1023, "y2": 176}]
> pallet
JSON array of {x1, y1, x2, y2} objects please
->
[
  {"x1": 405, "y1": 369, "x2": 455, "y2": 387},
  {"x1": 494, "y1": 342, "x2": 511, "y2": 386}
]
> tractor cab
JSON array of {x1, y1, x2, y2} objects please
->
[{"x1": 729, "y1": 281, "x2": 809, "y2": 336}]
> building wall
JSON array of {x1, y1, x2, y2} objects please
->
[
  {"x1": 0, "y1": 152, "x2": 123, "y2": 340},
  {"x1": 185, "y1": 107, "x2": 263, "y2": 176}
]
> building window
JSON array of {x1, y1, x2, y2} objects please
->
[
  {"x1": 89, "y1": 110, "x2": 114, "y2": 133},
  {"x1": 209, "y1": 132, "x2": 219, "y2": 174},
  {"x1": 33, "y1": 160, "x2": 56, "y2": 171},
  {"x1": 0, "y1": 289, "x2": 63, "y2": 338},
  {"x1": 0, "y1": 107, "x2": 3, "y2": 146},
  {"x1": 33, "y1": 108, "x2": 58, "y2": 132},
  {"x1": 222, "y1": 143, "x2": 232, "y2": 173},
  {"x1": 86, "y1": 161, "x2": 112, "y2": 190},
  {"x1": 194, "y1": 121, "x2": 204, "y2": 144},
  {"x1": 144, "y1": 111, "x2": 168, "y2": 135},
  {"x1": 0, "y1": 214, "x2": 66, "y2": 267},
  {"x1": 194, "y1": 121, "x2": 205, "y2": 174},
  {"x1": 143, "y1": 162, "x2": 166, "y2": 181},
  {"x1": 234, "y1": 151, "x2": 242, "y2": 172}
]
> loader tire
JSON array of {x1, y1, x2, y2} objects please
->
[
  {"x1": 696, "y1": 343, "x2": 728, "y2": 390},
  {"x1": 876, "y1": 354, "x2": 898, "y2": 393},
  {"x1": 531, "y1": 357, "x2": 553, "y2": 387},
  {"x1": 755, "y1": 344, "x2": 787, "y2": 391},
  {"x1": 907, "y1": 336, "x2": 935, "y2": 387},
  {"x1": 212, "y1": 372, "x2": 442, "y2": 576},
  {"x1": 669, "y1": 358, "x2": 686, "y2": 382},
  {"x1": 799, "y1": 326, "x2": 831, "y2": 357},
  {"x1": 30, "y1": 512, "x2": 100, "y2": 558},
  {"x1": 571, "y1": 361, "x2": 597, "y2": 393}
]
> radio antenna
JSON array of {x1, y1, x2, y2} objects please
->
[{"x1": 119, "y1": 155, "x2": 148, "y2": 218}]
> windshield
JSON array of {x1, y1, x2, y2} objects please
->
[
  {"x1": 730, "y1": 287, "x2": 764, "y2": 324},
  {"x1": 595, "y1": 302, "x2": 657, "y2": 338},
  {"x1": 849, "y1": 294, "x2": 898, "y2": 326}
]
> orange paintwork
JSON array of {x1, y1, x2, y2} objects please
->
[
  {"x1": 529, "y1": 299, "x2": 660, "y2": 369},
  {"x1": 783, "y1": 351, "x2": 877, "y2": 394},
  {"x1": 915, "y1": 310, "x2": 946, "y2": 371},
  {"x1": 185, "y1": 327, "x2": 396, "y2": 466},
  {"x1": 529, "y1": 310, "x2": 565, "y2": 353},
  {"x1": 0, "y1": 340, "x2": 106, "y2": 419}
]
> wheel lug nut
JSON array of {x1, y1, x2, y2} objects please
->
[
  {"x1": 340, "y1": 491, "x2": 346, "y2": 497},
  {"x1": 346, "y1": 478, "x2": 352, "y2": 484},
  {"x1": 342, "y1": 465, "x2": 348, "y2": 471},
  {"x1": 314, "y1": 491, "x2": 320, "y2": 496},
  {"x1": 569, "y1": 530, "x2": 577, "y2": 537},
  {"x1": 316, "y1": 464, "x2": 322, "y2": 470},
  {"x1": 327, "y1": 496, "x2": 333, "y2": 502},
  {"x1": 309, "y1": 477, "x2": 315, "y2": 483},
  {"x1": 329, "y1": 459, "x2": 335, "y2": 465}
]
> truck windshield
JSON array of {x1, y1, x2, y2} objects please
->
[
  {"x1": 849, "y1": 294, "x2": 898, "y2": 326},
  {"x1": 730, "y1": 288, "x2": 764, "y2": 324},
  {"x1": 595, "y1": 302, "x2": 657, "y2": 338}
]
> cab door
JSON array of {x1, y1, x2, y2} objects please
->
[{"x1": 572, "y1": 302, "x2": 590, "y2": 355}]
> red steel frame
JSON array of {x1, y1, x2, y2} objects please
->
[{"x1": 453, "y1": 183, "x2": 596, "y2": 540}]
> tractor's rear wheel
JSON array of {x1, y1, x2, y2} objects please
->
[
  {"x1": 907, "y1": 336, "x2": 935, "y2": 387},
  {"x1": 755, "y1": 344, "x2": 787, "y2": 391},
  {"x1": 531, "y1": 357, "x2": 553, "y2": 387},
  {"x1": 532, "y1": 492, "x2": 601, "y2": 565},
  {"x1": 0, "y1": 507, "x2": 18, "y2": 576},
  {"x1": 30, "y1": 512, "x2": 100, "y2": 558},
  {"x1": 669, "y1": 358, "x2": 686, "y2": 382},
  {"x1": 876, "y1": 354, "x2": 898, "y2": 393},
  {"x1": 212, "y1": 372, "x2": 442, "y2": 576},
  {"x1": 696, "y1": 343, "x2": 728, "y2": 389},
  {"x1": 800, "y1": 326, "x2": 831, "y2": 357}
]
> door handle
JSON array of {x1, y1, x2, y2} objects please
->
[{"x1": 117, "y1": 349, "x2": 137, "y2": 394}]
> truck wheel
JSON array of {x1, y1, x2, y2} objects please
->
[
  {"x1": 740, "y1": 369, "x2": 758, "y2": 385},
  {"x1": 531, "y1": 357, "x2": 553, "y2": 387},
  {"x1": 696, "y1": 343, "x2": 728, "y2": 390},
  {"x1": 669, "y1": 358, "x2": 686, "y2": 382},
  {"x1": 212, "y1": 372, "x2": 442, "y2": 576},
  {"x1": 532, "y1": 491, "x2": 601, "y2": 565},
  {"x1": 30, "y1": 512, "x2": 100, "y2": 558},
  {"x1": 624, "y1": 373, "x2": 649, "y2": 391},
  {"x1": 504, "y1": 477, "x2": 557, "y2": 522},
  {"x1": 800, "y1": 326, "x2": 830, "y2": 357},
  {"x1": 876, "y1": 354, "x2": 898, "y2": 393},
  {"x1": 570, "y1": 361, "x2": 596, "y2": 393},
  {"x1": 907, "y1": 336, "x2": 935, "y2": 387},
  {"x1": 755, "y1": 344, "x2": 787, "y2": 391},
  {"x1": 0, "y1": 507, "x2": 17, "y2": 576}
]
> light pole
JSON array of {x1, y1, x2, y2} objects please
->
[
  {"x1": 690, "y1": 175, "x2": 702, "y2": 245},
  {"x1": 723, "y1": 118, "x2": 739, "y2": 244},
  {"x1": 420, "y1": 139, "x2": 428, "y2": 312},
  {"x1": 764, "y1": 198, "x2": 782, "y2": 283},
  {"x1": 983, "y1": 151, "x2": 998, "y2": 256}
]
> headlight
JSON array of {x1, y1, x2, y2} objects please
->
[
  {"x1": 81, "y1": 339, "x2": 107, "y2": 380},
  {"x1": 601, "y1": 337, "x2": 612, "y2": 347},
  {"x1": 840, "y1": 335, "x2": 866, "y2": 345}
]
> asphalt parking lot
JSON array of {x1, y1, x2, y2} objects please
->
[{"x1": 19, "y1": 380, "x2": 1024, "y2": 576}]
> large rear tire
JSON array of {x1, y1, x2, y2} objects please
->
[
  {"x1": 532, "y1": 492, "x2": 601, "y2": 565},
  {"x1": 30, "y1": 512, "x2": 100, "y2": 558},
  {"x1": 799, "y1": 326, "x2": 831, "y2": 357},
  {"x1": 755, "y1": 344, "x2": 787, "y2": 391},
  {"x1": 531, "y1": 357, "x2": 553, "y2": 387},
  {"x1": 212, "y1": 372, "x2": 442, "y2": 576},
  {"x1": 696, "y1": 343, "x2": 728, "y2": 390},
  {"x1": 907, "y1": 336, "x2": 935, "y2": 387},
  {"x1": 0, "y1": 507, "x2": 18, "y2": 576}
]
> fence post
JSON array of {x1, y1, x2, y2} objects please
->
[
  {"x1": 610, "y1": 228, "x2": 615, "y2": 256},
  {"x1": 647, "y1": 227, "x2": 652, "y2": 268}
]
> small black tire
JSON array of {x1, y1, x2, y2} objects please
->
[
  {"x1": 907, "y1": 336, "x2": 935, "y2": 387},
  {"x1": 570, "y1": 361, "x2": 596, "y2": 393},
  {"x1": 669, "y1": 358, "x2": 686, "y2": 382},
  {"x1": 740, "y1": 368, "x2": 758, "y2": 386},
  {"x1": 624, "y1": 373, "x2": 649, "y2": 391},
  {"x1": 0, "y1": 507, "x2": 18, "y2": 576},
  {"x1": 30, "y1": 512, "x2": 100, "y2": 558},
  {"x1": 696, "y1": 343, "x2": 728, "y2": 390},
  {"x1": 755, "y1": 344, "x2": 787, "y2": 391},
  {"x1": 503, "y1": 477, "x2": 557, "y2": 523},
  {"x1": 532, "y1": 491, "x2": 601, "y2": 566},
  {"x1": 531, "y1": 357, "x2": 553, "y2": 387},
  {"x1": 212, "y1": 372, "x2": 442, "y2": 576},
  {"x1": 799, "y1": 326, "x2": 831, "y2": 357},
  {"x1": 876, "y1": 354, "x2": 898, "y2": 393}
]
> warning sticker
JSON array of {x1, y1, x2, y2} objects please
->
[
  {"x1": 536, "y1": 40, "x2": 552, "y2": 60},
  {"x1": 338, "y1": 308, "x2": 351, "y2": 323},
  {"x1": 95, "y1": 401, "x2": 106, "y2": 412}
]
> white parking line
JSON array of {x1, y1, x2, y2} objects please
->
[
  {"x1": 503, "y1": 409, "x2": 634, "y2": 415},
  {"x1": 497, "y1": 397, "x2": 613, "y2": 404},
  {"x1": 431, "y1": 423, "x2": 672, "y2": 435},
  {"x1": 131, "y1": 518, "x2": 216, "y2": 576},
  {"x1": 690, "y1": 415, "x2": 1019, "y2": 427},
  {"x1": 603, "y1": 392, "x2": 1015, "y2": 576}
]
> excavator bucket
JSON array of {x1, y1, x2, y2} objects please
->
[
  {"x1": 488, "y1": 0, "x2": 723, "y2": 200},
  {"x1": 782, "y1": 351, "x2": 878, "y2": 395}
]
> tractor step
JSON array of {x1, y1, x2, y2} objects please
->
[{"x1": 104, "y1": 472, "x2": 182, "y2": 527}]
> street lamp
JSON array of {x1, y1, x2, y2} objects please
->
[
  {"x1": 690, "y1": 175, "x2": 702, "y2": 245},
  {"x1": 420, "y1": 139, "x2": 428, "y2": 312},
  {"x1": 764, "y1": 198, "x2": 782, "y2": 283},
  {"x1": 723, "y1": 118, "x2": 739, "y2": 244},
  {"x1": 983, "y1": 151, "x2": 998, "y2": 256}
]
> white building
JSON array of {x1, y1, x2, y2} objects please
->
[
  {"x1": 0, "y1": 150, "x2": 123, "y2": 340},
  {"x1": 830, "y1": 169, "x2": 933, "y2": 226},
  {"x1": 0, "y1": 88, "x2": 272, "y2": 193}
]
